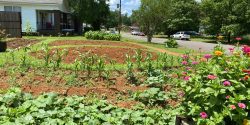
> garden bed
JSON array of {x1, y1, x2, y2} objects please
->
[
  {"x1": 31, "y1": 46, "x2": 158, "y2": 64},
  {"x1": 7, "y1": 38, "x2": 39, "y2": 49},
  {"x1": 49, "y1": 40, "x2": 146, "y2": 49}
]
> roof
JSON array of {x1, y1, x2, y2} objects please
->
[{"x1": 0, "y1": 0, "x2": 63, "y2": 4}]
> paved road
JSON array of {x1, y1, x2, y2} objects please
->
[{"x1": 122, "y1": 32, "x2": 235, "y2": 53}]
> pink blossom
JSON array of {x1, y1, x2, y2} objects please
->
[
  {"x1": 182, "y1": 72, "x2": 187, "y2": 75},
  {"x1": 226, "y1": 95, "x2": 230, "y2": 99},
  {"x1": 230, "y1": 105, "x2": 236, "y2": 110},
  {"x1": 238, "y1": 103, "x2": 246, "y2": 109},
  {"x1": 192, "y1": 61, "x2": 199, "y2": 65},
  {"x1": 182, "y1": 61, "x2": 188, "y2": 65},
  {"x1": 235, "y1": 37, "x2": 243, "y2": 41},
  {"x1": 200, "y1": 112, "x2": 208, "y2": 119},
  {"x1": 223, "y1": 81, "x2": 231, "y2": 86},
  {"x1": 186, "y1": 67, "x2": 192, "y2": 71},
  {"x1": 242, "y1": 45, "x2": 250, "y2": 54},
  {"x1": 204, "y1": 54, "x2": 212, "y2": 59},
  {"x1": 184, "y1": 76, "x2": 190, "y2": 81},
  {"x1": 182, "y1": 54, "x2": 189, "y2": 59},
  {"x1": 229, "y1": 48, "x2": 234, "y2": 52},
  {"x1": 207, "y1": 75, "x2": 217, "y2": 80}
]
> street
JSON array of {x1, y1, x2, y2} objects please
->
[{"x1": 122, "y1": 32, "x2": 235, "y2": 53}]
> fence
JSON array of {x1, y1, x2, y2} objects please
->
[{"x1": 0, "y1": 11, "x2": 22, "y2": 37}]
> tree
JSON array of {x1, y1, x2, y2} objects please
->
[
  {"x1": 163, "y1": 0, "x2": 200, "y2": 36},
  {"x1": 200, "y1": 0, "x2": 250, "y2": 42},
  {"x1": 69, "y1": 0, "x2": 110, "y2": 30},
  {"x1": 133, "y1": 0, "x2": 172, "y2": 42}
]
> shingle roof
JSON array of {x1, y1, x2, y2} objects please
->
[{"x1": 0, "y1": 0, "x2": 63, "y2": 4}]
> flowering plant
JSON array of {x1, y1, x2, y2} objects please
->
[{"x1": 180, "y1": 46, "x2": 250, "y2": 124}]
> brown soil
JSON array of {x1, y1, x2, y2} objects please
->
[
  {"x1": 7, "y1": 38, "x2": 39, "y2": 49},
  {"x1": 49, "y1": 40, "x2": 147, "y2": 49},
  {"x1": 31, "y1": 46, "x2": 158, "y2": 64}
]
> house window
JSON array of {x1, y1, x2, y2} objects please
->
[
  {"x1": 37, "y1": 11, "x2": 55, "y2": 30},
  {"x1": 4, "y1": 6, "x2": 21, "y2": 12}
]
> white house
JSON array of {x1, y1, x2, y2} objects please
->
[{"x1": 0, "y1": 0, "x2": 76, "y2": 35}]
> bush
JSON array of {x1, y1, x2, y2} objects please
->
[
  {"x1": 84, "y1": 31, "x2": 121, "y2": 41},
  {"x1": 165, "y1": 39, "x2": 178, "y2": 48},
  {"x1": 0, "y1": 29, "x2": 7, "y2": 52},
  {"x1": 180, "y1": 46, "x2": 250, "y2": 124}
]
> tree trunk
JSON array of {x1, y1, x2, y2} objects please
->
[
  {"x1": 227, "y1": 32, "x2": 231, "y2": 43},
  {"x1": 147, "y1": 33, "x2": 153, "y2": 42}
]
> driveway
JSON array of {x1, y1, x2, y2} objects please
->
[{"x1": 122, "y1": 32, "x2": 235, "y2": 53}]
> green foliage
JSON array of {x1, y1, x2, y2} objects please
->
[
  {"x1": 0, "y1": 88, "x2": 176, "y2": 124},
  {"x1": 180, "y1": 47, "x2": 250, "y2": 124},
  {"x1": 200, "y1": 0, "x2": 250, "y2": 36},
  {"x1": 24, "y1": 21, "x2": 33, "y2": 36},
  {"x1": 0, "y1": 29, "x2": 7, "y2": 42},
  {"x1": 69, "y1": 0, "x2": 109, "y2": 30},
  {"x1": 165, "y1": 39, "x2": 178, "y2": 48},
  {"x1": 133, "y1": 88, "x2": 167, "y2": 106},
  {"x1": 85, "y1": 31, "x2": 121, "y2": 41}
]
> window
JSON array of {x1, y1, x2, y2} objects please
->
[{"x1": 4, "y1": 6, "x2": 21, "y2": 12}]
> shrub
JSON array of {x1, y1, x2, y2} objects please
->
[
  {"x1": 0, "y1": 29, "x2": 7, "y2": 52},
  {"x1": 180, "y1": 46, "x2": 250, "y2": 124},
  {"x1": 165, "y1": 39, "x2": 178, "y2": 48},
  {"x1": 84, "y1": 31, "x2": 121, "y2": 41}
]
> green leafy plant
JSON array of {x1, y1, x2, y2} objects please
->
[
  {"x1": 180, "y1": 46, "x2": 250, "y2": 124},
  {"x1": 51, "y1": 49, "x2": 68, "y2": 70},
  {"x1": 41, "y1": 43, "x2": 51, "y2": 67},
  {"x1": 134, "y1": 49, "x2": 143, "y2": 70},
  {"x1": 133, "y1": 88, "x2": 167, "y2": 106},
  {"x1": 85, "y1": 31, "x2": 121, "y2": 41},
  {"x1": 126, "y1": 54, "x2": 136, "y2": 83},
  {"x1": 165, "y1": 38, "x2": 178, "y2": 48}
]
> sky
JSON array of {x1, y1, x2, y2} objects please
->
[
  {"x1": 109, "y1": 0, "x2": 141, "y2": 16},
  {"x1": 108, "y1": 0, "x2": 200, "y2": 16}
]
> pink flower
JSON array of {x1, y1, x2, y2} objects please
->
[
  {"x1": 186, "y1": 67, "x2": 192, "y2": 71},
  {"x1": 182, "y1": 72, "x2": 187, "y2": 75},
  {"x1": 230, "y1": 105, "x2": 236, "y2": 110},
  {"x1": 229, "y1": 48, "x2": 234, "y2": 52},
  {"x1": 184, "y1": 76, "x2": 190, "y2": 81},
  {"x1": 182, "y1": 61, "x2": 188, "y2": 65},
  {"x1": 204, "y1": 54, "x2": 212, "y2": 59},
  {"x1": 242, "y1": 45, "x2": 250, "y2": 54},
  {"x1": 235, "y1": 37, "x2": 243, "y2": 41},
  {"x1": 182, "y1": 55, "x2": 189, "y2": 59},
  {"x1": 223, "y1": 81, "x2": 231, "y2": 86},
  {"x1": 200, "y1": 112, "x2": 208, "y2": 119},
  {"x1": 192, "y1": 61, "x2": 199, "y2": 65},
  {"x1": 226, "y1": 95, "x2": 230, "y2": 99},
  {"x1": 238, "y1": 103, "x2": 246, "y2": 109},
  {"x1": 207, "y1": 75, "x2": 217, "y2": 80}
]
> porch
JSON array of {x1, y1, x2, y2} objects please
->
[{"x1": 36, "y1": 10, "x2": 75, "y2": 35}]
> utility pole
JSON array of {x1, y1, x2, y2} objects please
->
[{"x1": 118, "y1": 0, "x2": 121, "y2": 34}]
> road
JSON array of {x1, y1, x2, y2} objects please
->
[{"x1": 122, "y1": 32, "x2": 235, "y2": 53}]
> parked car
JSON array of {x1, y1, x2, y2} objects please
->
[
  {"x1": 172, "y1": 31, "x2": 190, "y2": 40},
  {"x1": 131, "y1": 30, "x2": 140, "y2": 35},
  {"x1": 186, "y1": 31, "x2": 200, "y2": 36},
  {"x1": 138, "y1": 32, "x2": 145, "y2": 36}
]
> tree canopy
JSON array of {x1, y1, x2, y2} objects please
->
[{"x1": 69, "y1": 0, "x2": 110, "y2": 30}]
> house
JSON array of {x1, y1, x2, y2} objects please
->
[{"x1": 0, "y1": 0, "x2": 78, "y2": 35}]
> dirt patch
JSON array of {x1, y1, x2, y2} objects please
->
[
  {"x1": 7, "y1": 38, "x2": 39, "y2": 49},
  {"x1": 31, "y1": 46, "x2": 158, "y2": 64},
  {"x1": 49, "y1": 40, "x2": 147, "y2": 49}
]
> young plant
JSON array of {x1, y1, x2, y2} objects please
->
[
  {"x1": 96, "y1": 57, "x2": 105, "y2": 78},
  {"x1": 41, "y1": 43, "x2": 51, "y2": 67},
  {"x1": 145, "y1": 53, "x2": 154, "y2": 76},
  {"x1": 126, "y1": 54, "x2": 136, "y2": 83},
  {"x1": 51, "y1": 49, "x2": 68, "y2": 70},
  {"x1": 134, "y1": 49, "x2": 143, "y2": 70}
]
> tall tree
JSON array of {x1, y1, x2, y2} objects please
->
[
  {"x1": 163, "y1": 0, "x2": 200, "y2": 36},
  {"x1": 200, "y1": 0, "x2": 250, "y2": 42},
  {"x1": 133, "y1": 0, "x2": 171, "y2": 42},
  {"x1": 69, "y1": 0, "x2": 110, "y2": 30}
]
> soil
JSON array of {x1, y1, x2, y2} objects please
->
[
  {"x1": 7, "y1": 38, "x2": 39, "y2": 49},
  {"x1": 49, "y1": 40, "x2": 147, "y2": 49},
  {"x1": 0, "y1": 68, "x2": 148, "y2": 108},
  {"x1": 31, "y1": 46, "x2": 158, "y2": 64}
]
